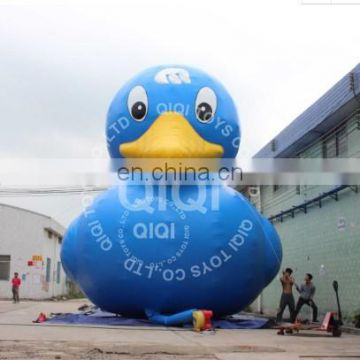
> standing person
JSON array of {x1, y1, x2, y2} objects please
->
[
  {"x1": 294, "y1": 273, "x2": 318, "y2": 322},
  {"x1": 276, "y1": 268, "x2": 295, "y2": 323},
  {"x1": 11, "y1": 272, "x2": 21, "y2": 303}
]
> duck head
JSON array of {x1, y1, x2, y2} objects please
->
[{"x1": 106, "y1": 65, "x2": 240, "y2": 159}]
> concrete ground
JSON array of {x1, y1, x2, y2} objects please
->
[{"x1": 0, "y1": 299, "x2": 359, "y2": 360}]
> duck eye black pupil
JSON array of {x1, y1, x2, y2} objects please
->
[
  {"x1": 131, "y1": 101, "x2": 146, "y2": 120},
  {"x1": 197, "y1": 102, "x2": 213, "y2": 121}
]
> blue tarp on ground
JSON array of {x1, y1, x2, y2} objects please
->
[{"x1": 47, "y1": 309, "x2": 271, "y2": 329}]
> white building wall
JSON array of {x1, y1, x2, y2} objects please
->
[{"x1": 0, "y1": 204, "x2": 68, "y2": 299}]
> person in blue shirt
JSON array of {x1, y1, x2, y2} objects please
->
[{"x1": 294, "y1": 273, "x2": 318, "y2": 323}]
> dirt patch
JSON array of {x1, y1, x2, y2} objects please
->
[{"x1": 0, "y1": 340, "x2": 284, "y2": 359}]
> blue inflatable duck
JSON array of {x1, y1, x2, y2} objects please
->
[{"x1": 61, "y1": 65, "x2": 282, "y2": 323}]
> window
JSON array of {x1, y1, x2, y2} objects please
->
[
  {"x1": 273, "y1": 185, "x2": 279, "y2": 192},
  {"x1": 323, "y1": 136, "x2": 336, "y2": 158},
  {"x1": 337, "y1": 129, "x2": 347, "y2": 156},
  {"x1": 323, "y1": 128, "x2": 347, "y2": 158},
  {"x1": 0, "y1": 255, "x2": 11, "y2": 280},
  {"x1": 56, "y1": 261, "x2": 61, "y2": 284},
  {"x1": 46, "y1": 258, "x2": 51, "y2": 282}
]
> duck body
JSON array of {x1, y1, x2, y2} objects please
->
[
  {"x1": 61, "y1": 65, "x2": 282, "y2": 318},
  {"x1": 61, "y1": 183, "x2": 281, "y2": 317}
]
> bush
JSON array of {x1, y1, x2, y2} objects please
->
[
  {"x1": 66, "y1": 279, "x2": 85, "y2": 299},
  {"x1": 352, "y1": 308, "x2": 360, "y2": 328}
]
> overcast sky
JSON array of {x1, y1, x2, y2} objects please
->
[{"x1": 0, "y1": 0, "x2": 359, "y2": 226}]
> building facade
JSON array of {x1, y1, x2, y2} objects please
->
[
  {"x1": 251, "y1": 64, "x2": 360, "y2": 322},
  {"x1": 0, "y1": 203, "x2": 68, "y2": 299}
]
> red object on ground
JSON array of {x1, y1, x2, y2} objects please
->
[
  {"x1": 201, "y1": 310, "x2": 213, "y2": 330},
  {"x1": 11, "y1": 277, "x2": 21, "y2": 287},
  {"x1": 320, "y1": 311, "x2": 333, "y2": 331},
  {"x1": 275, "y1": 312, "x2": 342, "y2": 337},
  {"x1": 33, "y1": 312, "x2": 47, "y2": 323}
]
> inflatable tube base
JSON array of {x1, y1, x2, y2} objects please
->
[{"x1": 145, "y1": 309, "x2": 196, "y2": 326}]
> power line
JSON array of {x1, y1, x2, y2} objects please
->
[{"x1": 0, "y1": 186, "x2": 108, "y2": 196}]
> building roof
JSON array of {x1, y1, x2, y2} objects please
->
[
  {"x1": 254, "y1": 64, "x2": 360, "y2": 158},
  {"x1": 0, "y1": 202, "x2": 50, "y2": 218},
  {"x1": 0, "y1": 202, "x2": 65, "y2": 234}
]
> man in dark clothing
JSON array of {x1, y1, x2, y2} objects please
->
[
  {"x1": 294, "y1": 273, "x2": 318, "y2": 322},
  {"x1": 276, "y1": 268, "x2": 295, "y2": 323}
]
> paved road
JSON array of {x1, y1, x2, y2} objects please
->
[{"x1": 0, "y1": 300, "x2": 359, "y2": 359}]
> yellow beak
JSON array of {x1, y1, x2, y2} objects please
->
[{"x1": 119, "y1": 112, "x2": 224, "y2": 158}]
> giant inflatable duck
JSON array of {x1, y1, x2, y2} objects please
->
[{"x1": 61, "y1": 65, "x2": 282, "y2": 323}]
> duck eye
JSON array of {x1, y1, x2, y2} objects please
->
[
  {"x1": 128, "y1": 86, "x2": 148, "y2": 121},
  {"x1": 195, "y1": 87, "x2": 217, "y2": 123}
]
